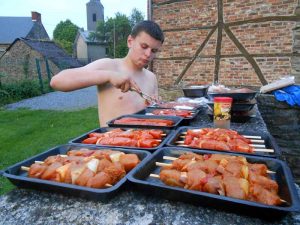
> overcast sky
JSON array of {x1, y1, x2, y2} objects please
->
[{"x1": 0, "y1": 0, "x2": 148, "y2": 38}]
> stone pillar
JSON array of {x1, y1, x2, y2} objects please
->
[
  {"x1": 257, "y1": 94, "x2": 300, "y2": 184},
  {"x1": 292, "y1": 2, "x2": 300, "y2": 83}
]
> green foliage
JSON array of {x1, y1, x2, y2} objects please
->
[
  {"x1": 54, "y1": 39, "x2": 74, "y2": 55},
  {"x1": 129, "y1": 8, "x2": 145, "y2": 27},
  {"x1": 89, "y1": 9, "x2": 144, "y2": 58},
  {"x1": 0, "y1": 80, "x2": 42, "y2": 107},
  {"x1": 0, "y1": 107, "x2": 98, "y2": 195},
  {"x1": 53, "y1": 19, "x2": 79, "y2": 54}
]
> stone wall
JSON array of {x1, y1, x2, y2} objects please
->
[
  {"x1": 0, "y1": 40, "x2": 59, "y2": 84},
  {"x1": 257, "y1": 94, "x2": 300, "y2": 184},
  {"x1": 151, "y1": 0, "x2": 300, "y2": 88}
]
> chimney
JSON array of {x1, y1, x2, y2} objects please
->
[{"x1": 31, "y1": 11, "x2": 41, "y2": 22}]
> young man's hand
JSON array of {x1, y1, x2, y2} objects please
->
[{"x1": 109, "y1": 72, "x2": 141, "y2": 93}]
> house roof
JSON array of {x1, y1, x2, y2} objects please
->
[
  {"x1": 0, "y1": 17, "x2": 34, "y2": 44},
  {"x1": 8, "y1": 38, "x2": 82, "y2": 69},
  {"x1": 78, "y1": 29, "x2": 107, "y2": 45}
]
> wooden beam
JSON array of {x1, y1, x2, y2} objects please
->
[
  {"x1": 227, "y1": 15, "x2": 300, "y2": 27},
  {"x1": 223, "y1": 24, "x2": 268, "y2": 85},
  {"x1": 214, "y1": 0, "x2": 224, "y2": 83},
  {"x1": 174, "y1": 25, "x2": 217, "y2": 85}
]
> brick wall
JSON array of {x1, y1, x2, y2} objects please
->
[
  {"x1": 151, "y1": 0, "x2": 300, "y2": 88},
  {"x1": 0, "y1": 40, "x2": 59, "y2": 83}
]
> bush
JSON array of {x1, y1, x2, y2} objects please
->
[{"x1": 0, "y1": 79, "x2": 43, "y2": 106}]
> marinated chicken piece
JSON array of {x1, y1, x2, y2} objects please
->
[
  {"x1": 119, "y1": 154, "x2": 140, "y2": 172},
  {"x1": 75, "y1": 168, "x2": 95, "y2": 186},
  {"x1": 159, "y1": 169, "x2": 186, "y2": 188},
  {"x1": 248, "y1": 163, "x2": 268, "y2": 176},
  {"x1": 28, "y1": 163, "x2": 47, "y2": 178},
  {"x1": 248, "y1": 171, "x2": 278, "y2": 193},
  {"x1": 103, "y1": 162, "x2": 126, "y2": 184},
  {"x1": 202, "y1": 175, "x2": 225, "y2": 195},
  {"x1": 186, "y1": 160, "x2": 218, "y2": 175},
  {"x1": 178, "y1": 152, "x2": 203, "y2": 161},
  {"x1": 41, "y1": 162, "x2": 63, "y2": 181},
  {"x1": 249, "y1": 183, "x2": 282, "y2": 205},
  {"x1": 223, "y1": 176, "x2": 249, "y2": 200},
  {"x1": 185, "y1": 169, "x2": 207, "y2": 191},
  {"x1": 86, "y1": 172, "x2": 112, "y2": 188}
]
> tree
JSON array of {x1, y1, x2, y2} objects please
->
[
  {"x1": 89, "y1": 9, "x2": 144, "y2": 58},
  {"x1": 129, "y1": 8, "x2": 144, "y2": 28},
  {"x1": 53, "y1": 19, "x2": 79, "y2": 55}
]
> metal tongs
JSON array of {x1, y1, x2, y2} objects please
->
[{"x1": 130, "y1": 87, "x2": 159, "y2": 105}]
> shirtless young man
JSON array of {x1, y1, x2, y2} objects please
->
[{"x1": 50, "y1": 21, "x2": 164, "y2": 127}]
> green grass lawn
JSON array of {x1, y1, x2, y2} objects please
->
[{"x1": 0, "y1": 107, "x2": 99, "y2": 195}]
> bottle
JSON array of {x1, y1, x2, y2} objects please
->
[{"x1": 213, "y1": 97, "x2": 233, "y2": 129}]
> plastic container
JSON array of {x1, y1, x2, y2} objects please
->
[
  {"x1": 2, "y1": 144, "x2": 151, "y2": 201},
  {"x1": 166, "y1": 126, "x2": 281, "y2": 158},
  {"x1": 69, "y1": 127, "x2": 175, "y2": 152},
  {"x1": 127, "y1": 147, "x2": 300, "y2": 218},
  {"x1": 213, "y1": 97, "x2": 233, "y2": 129},
  {"x1": 107, "y1": 114, "x2": 183, "y2": 129},
  {"x1": 182, "y1": 85, "x2": 209, "y2": 97}
]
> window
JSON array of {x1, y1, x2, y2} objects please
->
[{"x1": 93, "y1": 14, "x2": 96, "y2": 22}]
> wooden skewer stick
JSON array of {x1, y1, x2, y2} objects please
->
[
  {"x1": 156, "y1": 162, "x2": 172, "y2": 167},
  {"x1": 175, "y1": 144, "x2": 274, "y2": 153},
  {"x1": 179, "y1": 135, "x2": 264, "y2": 143},
  {"x1": 181, "y1": 131, "x2": 262, "y2": 139},
  {"x1": 150, "y1": 174, "x2": 160, "y2": 178},
  {"x1": 20, "y1": 166, "x2": 112, "y2": 187},
  {"x1": 176, "y1": 141, "x2": 266, "y2": 149}
]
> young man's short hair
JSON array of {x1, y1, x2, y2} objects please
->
[{"x1": 131, "y1": 20, "x2": 164, "y2": 43}]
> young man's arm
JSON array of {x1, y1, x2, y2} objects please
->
[{"x1": 50, "y1": 58, "x2": 140, "y2": 92}]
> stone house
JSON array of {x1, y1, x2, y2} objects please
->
[
  {"x1": 0, "y1": 38, "x2": 82, "y2": 84},
  {"x1": 0, "y1": 11, "x2": 49, "y2": 57},
  {"x1": 148, "y1": 0, "x2": 300, "y2": 88},
  {"x1": 74, "y1": 0, "x2": 108, "y2": 64}
]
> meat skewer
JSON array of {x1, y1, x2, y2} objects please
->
[
  {"x1": 20, "y1": 149, "x2": 141, "y2": 189},
  {"x1": 149, "y1": 152, "x2": 285, "y2": 205},
  {"x1": 176, "y1": 128, "x2": 274, "y2": 153},
  {"x1": 175, "y1": 141, "x2": 266, "y2": 148},
  {"x1": 175, "y1": 143, "x2": 274, "y2": 153},
  {"x1": 180, "y1": 135, "x2": 264, "y2": 143},
  {"x1": 81, "y1": 128, "x2": 166, "y2": 148},
  {"x1": 21, "y1": 166, "x2": 113, "y2": 187},
  {"x1": 182, "y1": 131, "x2": 262, "y2": 139},
  {"x1": 159, "y1": 157, "x2": 275, "y2": 174}
]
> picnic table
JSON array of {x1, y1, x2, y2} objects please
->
[{"x1": 0, "y1": 106, "x2": 299, "y2": 225}]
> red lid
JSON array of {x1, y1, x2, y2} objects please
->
[{"x1": 214, "y1": 97, "x2": 233, "y2": 103}]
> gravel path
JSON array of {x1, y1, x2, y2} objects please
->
[{"x1": 5, "y1": 86, "x2": 98, "y2": 111}]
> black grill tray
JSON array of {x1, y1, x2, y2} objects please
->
[
  {"x1": 207, "y1": 100, "x2": 256, "y2": 112},
  {"x1": 207, "y1": 91, "x2": 257, "y2": 101},
  {"x1": 135, "y1": 107, "x2": 200, "y2": 122},
  {"x1": 127, "y1": 147, "x2": 300, "y2": 218},
  {"x1": 2, "y1": 144, "x2": 150, "y2": 201},
  {"x1": 107, "y1": 114, "x2": 183, "y2": 129},
  {"x1": 69, "y1": 127, "x2": 174, "y2": 152},
  {"x1": 166, "y1": 126, "x2": 281, "y2": 158}
]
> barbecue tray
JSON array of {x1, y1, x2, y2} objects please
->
[
  {"x1": 166, "y1": 126, "x2": 281, "y2": 158},
  {"x1": 2, "y1": 144, "x2": 151, "y2": 201},
  {"x1": 207, "y1": 91, "x2": 257, "y2": 101},
  {"x1": 127, "y1": 147, "x2": 300, "y2": 218},
  {"x1": 69, "y1": 127, "x2": 174, "y2": 152},
  {"x1": 135, "y1": 107, "x2": 200, "y2": 124},
  {"x1": 107, "y1": 114, "x2": 183, "y2": 129},
  {"x1": 207, "y1": 99, "x2": 256, "y2": 112}
]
